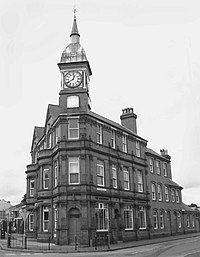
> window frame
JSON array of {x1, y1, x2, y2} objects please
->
[
  {"x1": 67, "y1": 95, "x2": 79, "y2": 108},
  {"x1": 163, "y1": 162, "x2": 167, "y2": 177},
  {"x1": 171, "y1": 189, "x2": 175, "y2": 203},
  {"x1": 160, "y1": 211, "x2": 164, "y2": 229},
  {"x1": 156, "y1": 160, "x2": 161, "y2": 175},
  {"x1": 122, "y1": 134, "x2": 128, "y2": 153},
  {"x1": 136, "y1": 140, "x2": 141, "y2": 157},
  {"x1": 153, "y1": 211, "x2": 158, "y2": 230},
  {"x1": 157, "y1": 184, "x2": 163, "y2": 201},
  {"x1": 95, "y1": 203, "x2": 108, "y2": 231},
  {"x1": 29, "y1": 213, "x2": 34, "y2": 231},
  {"x1": 54, "y1": 160, "x2": 58, "y2": 187},
  {"x1": 43, "y1": 206, "x2": 49, "y2": 232},
  {"x1": 165, "y1": 186, "x2": 169, "y2": 202},
  {"x1": 137, "y1": 170, "x2": 143, "y2": 192},
  {"x1": 68, "y1": 157, "x2": 80, "y2": 185},
  {"x1": 124, "y1": 205, "x2": 133, "y2": 230},
  {"x1": 111, "y1": 129, "x2": 116, "y2": 149},
  {"x1": 176, "y1": 190, "x2": 180, "y2": 203},
  {"x1": 138, "y1": 206, "x2": 147, "y2": 229},
  {"x1": 68, "y1": 117, "x2": 79, "y2": 140},
  {"x1": 97, "y1": 123, "x2": 103, "y2": 144},
  {"x1": 123, "y1": 168, "x2": 130, "y2": 190},
  {"x1": 29, "y1": 179, "x2": 35, "y2": 197},
  {"x1": 43, "y1": 168, "x2": 50, "y2": 190},
  {"x1": 151, "y1": 183, "x2": 156, "y2": 200},
  {"x1": 149, "y1": 158, "x2": 154, "y2": 173},
  {"x1": 97, "y1": 160, "x2": 104, "y2": 187},
  {"x1": 111, "y1": 164, "x2": 117, "y2": 188}
]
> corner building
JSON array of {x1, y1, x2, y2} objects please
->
[{"x1": 25, "y1": 14, "x2": 199, "y2": 245}]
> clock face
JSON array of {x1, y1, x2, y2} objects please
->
[{"x1": 64, "y1": 71, "x2": 82, "y2": 88}]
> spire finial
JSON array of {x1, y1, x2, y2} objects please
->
[{"x1": 73, "y1": 6, "x2": 77, "y2": 20}]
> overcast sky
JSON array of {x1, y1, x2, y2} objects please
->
[{"x1": 0, "y1": 0, "x2": 200, "y2": 206}]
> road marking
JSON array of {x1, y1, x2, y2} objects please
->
[
  {"x1": 20, "y1": 254, "x2": 30, "y2": 256},
  {"x1": 5, "y1": 254, "x2": 16, "y2": 256}
]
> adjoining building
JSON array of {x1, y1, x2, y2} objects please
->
[{"x1": 24, "y1": 12, "x2": 199, "y2": 245}]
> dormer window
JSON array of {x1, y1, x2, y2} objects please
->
[{"x1": 67, "y1": 95, "x2": 79, "y2": 108}]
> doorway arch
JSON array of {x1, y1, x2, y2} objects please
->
[{"x1": 68, "y1": 208, "x2": 81, "y2": 245}]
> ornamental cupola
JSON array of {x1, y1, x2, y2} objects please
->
[{"x1": 60, "y1": 10, "x2": 87, "y2": 63}]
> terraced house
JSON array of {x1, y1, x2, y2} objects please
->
[{"x1": 24, "y1": 12, "x2": 199, "y2": 246}]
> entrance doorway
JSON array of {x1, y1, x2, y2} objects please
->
[{"x1": 69, "y1": 208, "x2": 81, "y2": 245}]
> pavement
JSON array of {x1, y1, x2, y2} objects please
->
[{"x1": 0, "y1": 232, "x2": 200, "y2": 253}]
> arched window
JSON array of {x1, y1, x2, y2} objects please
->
[
  {"x1": 153, "y1": 210, "x2": 158, "y2": 229},
  {"x1": 160, "y1": 211, "x2": 164, "y2": 229},
  {"x1": 151, "y1": 183, "x2": 156, "y2": 200}
]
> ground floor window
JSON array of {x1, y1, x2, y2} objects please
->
[
  {"x1": 153, "y1": 211, "x2": 158, "y2": 229},
  {"x1": 54, "y1": 205, "x2": 58, "y2": 236},
  {"x1": 160, "y1": 211, "x2": 164, "y2": 229},
  {"x1": 95, "y1": 203, "x2": 108, "y2": 231},
  {"x1": 29, "y1": 213, "x2": 34, "y2": 231},
  {"x1": 124, "y1": 205, "x2": 133, "y2": 230},
  {"x1": 138, "y1": 206, "x2": 146, "y2": 229},
  {"x1": 43, "y1": 206, "x2": 49, "y2": 232},
  {"x1": 177, "y1": 212, "x2": 182, "y2": 228},
  {"x1": 187, "y1": 215, "x2": 190, "y2": 227}
]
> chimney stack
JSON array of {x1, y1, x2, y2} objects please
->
[
  {"x1": 160, "y1": 149, "x2": 171, "y2": 160},
  {"x1": 120, "y1": 108, "x2": 137, "y2": 134}
]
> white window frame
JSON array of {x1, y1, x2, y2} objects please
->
[
  {"x1": 138, "y1": 206, "x2": 146, "y2": 229},
  {"x1": 97, "y1": 160, "x2": 104, "y2": 186},
  {"x1": 30, "y1": 179, "x2": 35, "y2": 197},
  {"x1": 69, "y1": 157, "x2": 80, "y2": 184},
  {"x1": 54, "y1": 160, "x2": 58, "y2": 187},
  {"x1": 122, "y1": 134, "x2": 127, "y2": 153},
  {"x1": 68, "y1": 117, "x2": 79, "y2": 140},
  {"x1": 124, "y1": 205, "x2": 133, "y2": 230},
  {"x1": 111, "y1": 129, "x2": 116, "y2": 149},
  {"x1": 97, "y1": 124, "x2": 103, "y2": 144},
  {"x1": 160, "y1": 212, "x2": 164, "y2": 229},
  {"x1": 158, "y1": 184, "x2": 163, "y2": 201},
  {"x1": 136, "y1": 140, "x2": 141, "y2": 157},
  {"x1": 67, "y1": 95, "x2": 79, "y2": 108},
  {"x1": 43, "y1": 206, "x2": 49, "y2": 232},
  {"x1": 163, "y1": 163, "x2": 167, "y2": 177},
  {"x1": 156, "y1": 160, "x2": 161, "y2": 175},
  {"x1": 137, "y1": 170, "x2": 143, "y2": 192},
  {"x1": 95, "y1": 203, "x2": 108, "y2": 231},
  {"x1": 29, "y1": 213, "x2": 34, "y2": 231},
  {"x1": 165, "y1": 186, "x2": 169, "y2": 202},
  {"x1": 149, "y1": 158, "x2": 154, "y2": 173},
  {"x1": 112, "y1": 164, "x2": 117, "y2": 188},
  {"x1": 153, "y1": 211, "x2": 158, "y2": 229},
  {"x1": 151, "y1": 183, "x2": 156, "y2": 200},
  {"x1": 43, "y1": 168, "x2": 50, "y2": 189},
  {"x1": 123, "y1": 168, "x2": 130, "y2": 190}
]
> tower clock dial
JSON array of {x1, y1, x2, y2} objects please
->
[{"x1": 64, "y1": 71, "x2": 82, "y2": 88}]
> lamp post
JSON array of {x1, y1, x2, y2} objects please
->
[{"x1": 19, "y1": 207, "x2": 30, "y2": 249}]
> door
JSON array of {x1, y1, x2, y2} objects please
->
[{"x1": 69, "y1": 208, "x2": 81, "y2": 245}]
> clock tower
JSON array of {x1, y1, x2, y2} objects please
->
[{"x1": 58, "y1": 10, "x2": 92, "y2": 113}]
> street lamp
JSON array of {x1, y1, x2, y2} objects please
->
[{"x1": 19, "y1": 207, "x2": 30, "y2": 249}]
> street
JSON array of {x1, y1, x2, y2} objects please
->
[{"x1": 1, "y1": 236, "x2": 200, "y2": 257}]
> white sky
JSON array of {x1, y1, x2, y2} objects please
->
[{"x1": 0, "y1": 0, "x2": 200, "y2": 206}]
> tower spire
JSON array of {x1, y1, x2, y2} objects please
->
[{"x1": 70, "y1": 7, "x2": 80, "y2": 38}]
